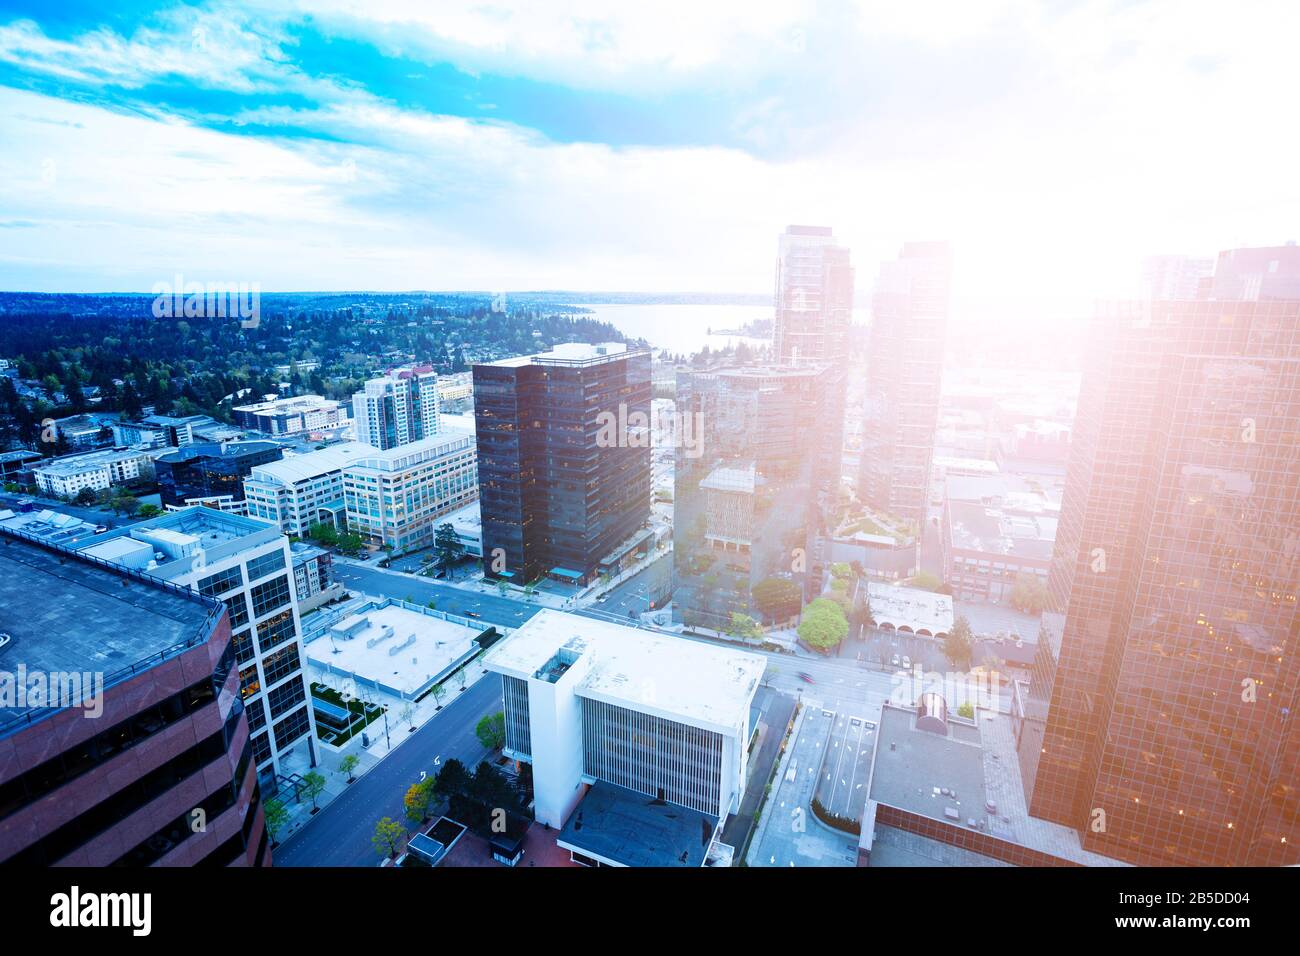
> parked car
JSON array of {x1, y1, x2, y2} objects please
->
[
  {"x1": 890, "y1": 654, "x2": 901, "y2": 668},
  {"x1": 902, "y1": 655, "x2": 912, "y2": 670}
]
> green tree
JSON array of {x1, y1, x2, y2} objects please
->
[
  {"x1": 1009, "y1": 572, "x2": 1050, "y2": 614},
  {"x1": 372, "y1": 816, "x2": 405, "y2": 858},
  {"x1": 307, "y1": 521, "x2": 339, "y2": 547},
  {"x1": 430, "y1": 683, "x2": 447, "y2": 710},
  {"x1": 404, "y1": 781, "x2": 431, "y2": 824},
  {"x1": 956, "y1": 701, "x2": 975, "y2": 719},
  {"x1": 434, "y1": 522, "x2": 463, "y2": 567},
  {"x1": 798, "y1": 598, "x2": 849, "y2": 652},
  {"x1": 726, "y1": 612, "x2": 763, "y2": 639},
  {"x1": 475, "y1": 711, "x2": 506, "y2": 750},
  {"x1": 263, "y1": 798, "x2": 289, "y2": 845},
  {"x1": 339, "y1": 754, "x2": 360, "y2": 783},
  {"x1": 751, "y1": 577, "x2": 802, "y2": 623},
  {"x1": 137, "y1": 503, "x2": 162, "y2": 518},
  {"x1": 301, "y1": 770, "x2": 327, "y2": 813},
  {"x1": 943, "y1": 616, "x2": 975, "y2": 671},
  {"x1": 74, "y1": 487, "x2": 97, "y2": 506}
]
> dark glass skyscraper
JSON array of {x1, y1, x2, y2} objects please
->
[
  {"x1": 858, "y1": 241, "x2": 952, "y2": 528},
  {"x1": 1018, "y1": 295, "x2": 1300, "y2": 867},
  {"x1": 155, "y1": 440, "x2": 284, "y2": 507},
  {"x1": 474, "y1": 343, "x2": 651, "y2": 586}
]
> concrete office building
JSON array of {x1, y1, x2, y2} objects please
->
[
  {"x1": 155, "y1": 440, "x2": 284, "y2": 508},
  {"x1": 0, "y1": 530, "x2": 267, "y2": 866},
  {"x1": 353, "y1": 365, "x2": 441, "y2": 450},
  {"x1": 474, "y1": 343, "x2": 651, "y2": 585},
  {"x1": 859, "y1": 242, "x2": 953, "y2": 526},
  {"x1": 343, "y1": 430, "x2": 478, "y2": 553},
  {"x1": 1207, "y1": 242, "x2": 1300, "y2": 301},
  {"x1": 484, "y1": 611, "x2": 764, "y2": 865},
  {"x1": 1017, "y1": 295, "x2": 1300, "y2": 866},
  {"x1": 243, "y1": 441, "x2": 375, "y2": 536},
  {"x1": 78, "y1": 508, "x2": 317, "y2": 793},
  {"x1": 1141, "y1": 254, "x2": 1214, "y2": 301}
]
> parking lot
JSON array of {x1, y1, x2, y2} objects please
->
[{"x1": 814, "y1": 711, "x2": 876, "y2": 824}]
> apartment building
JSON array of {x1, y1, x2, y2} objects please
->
[
  {"x1": 31, "y1": 446, "x2": 174, "y2": 498},
  {"x1": 233, "y1": 394, "x2": 344, "y2": 436},
  {"x1": 352, "y1": 365, "x2": 440, "y2": 450}
]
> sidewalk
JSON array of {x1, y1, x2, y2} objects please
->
[{"x1": 269, "y1": 654, "x2": 495, "y2": 844}]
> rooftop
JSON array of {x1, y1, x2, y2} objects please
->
[
  {"x1": 77, "y1": 506, "x2": 282, "y2": 581},
  {"x1": 246, "y1": 441, "x2": 377, "y2": 485},
  {"x1": 947, "y1": 499, "x2": 1057, "y2": 561},
  {"x1": 485, "y1": 341, "x2": 643, "y2": 369},
  {"x1": 484, "y1": 610, "x2": 764, "y2": 734},
  {"x1": 867, "y1": 582, "x2": 954, "y2": 635},
  {"x1": 0, "y1": 508, "x2": 99, "y2": 546},
  {"x1": 31, "y1": 445, "x2": 172, "y2": 477},
  {"x1": 556, "y1": 781, "x2": 718, "y2": 867},
  {"x1": 0, "y1": 531, "x2": 221, "y2": 732},
  {"x1": 869, "y1": 704, "x2": 987, "y2": 827},
  {"x1": 347, "y1": 430, "x2": 474, "y2": 472},
  {"x1": 156, "y1": 440, "x2": 282, "y2": 464},
  {"x1": 232, "y1": 394, "x2": 341, "y2": 413}
]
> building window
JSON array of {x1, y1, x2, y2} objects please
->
[
  {"x1": 245, "y1": 549, "x2": 287, "y2": 583},
  {"x1": 250, "y1": 574, "x2": 291, "y2": 618}
]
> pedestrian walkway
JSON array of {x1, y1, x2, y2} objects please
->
[{"x1": 268, "y1": 654, "x2": 494, "y2": 845}]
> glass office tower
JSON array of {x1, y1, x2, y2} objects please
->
[{"x1": 1019, "y1": 298, "x2": 1300, "y2": 866}]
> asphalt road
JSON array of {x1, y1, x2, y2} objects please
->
[{"x1": 273, "y1": 674, "x2": 502, "y2": 867}]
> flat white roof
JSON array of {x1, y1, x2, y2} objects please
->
[
  {"x1": 487, "y1": 341, "x2": 629, "y2": 368},
  {"x1": 867, "y1": 582, "x2": 955, "y2": 634},
  {"x1": 485, "y1": 610, "x2": 764, "y2": 734},
  {"x1": 247, "y1": 441, "x2": 377, "y2": 485},
  {"x1": 308, "y1": 603, "x2": 481, "y2": 696}
]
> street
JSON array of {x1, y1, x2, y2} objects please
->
[{"x1": 273, "y1": 674, "x2": 502, "y2": 867}]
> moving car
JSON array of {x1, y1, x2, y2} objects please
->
[{"x1": 797, "y1": 671, "x2": 815, "y2": 684}]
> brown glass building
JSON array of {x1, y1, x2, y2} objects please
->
[
  {"x1": 1017, "y1": 297, "x2": 1299, "y2": 866},
  {"x1": 0, "y1": 529, "x2": 266, "y2": 866}
]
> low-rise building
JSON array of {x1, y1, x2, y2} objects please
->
[
  {"x1": 435, "y1": 500, "x2": 483, "y2": 558},
  {"x1": 31, "y1": 446, "x2": 174, "y2": 498},
  {"x1": 290, "y1": 541, "x2": 340, "y2": 612},
  {"x1": 484, "y1": 610, "x2": 764, "y2": 865},
  {"x1": 942, "y1": 477, "x2": 1057, "y2": 602},
  {"x1": 0, "y1": 448, "x2": 40, "y2": 480},
  {"x1": 49, "y1": 414, "x2": 113, "y2": 450},
  {"x1": 866, "y1": 581, "x2": 954, "y2": 638},
  {"x1": 155, "y1": 440, "x2": 283, "y2": 508},
  {"x1": 343, "y1": 430, "x2": 477, "y2": 553}
]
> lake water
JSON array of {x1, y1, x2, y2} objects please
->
[{"x1": 574, "y1": 303, "x2": 773, "y2": 357}]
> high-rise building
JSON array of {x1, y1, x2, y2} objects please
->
[
  {"x1": 0, "y1": 529, "x2": 267, "y2": 866},
  {"x1": 1016, "y1": 296, "x2": 1300, "y2": 866},
  {"x1": 1141, "y1": 254, "x2": 1214, "y2": 301},
  {"x1": 858, "y1": 241, "x2": 953, "y2": 527},
  {"x1": 242, "y1": 441, "x2": 376, "y2": 536},
  {"x1": 673, "y1": 363, "x2": 838, "y2": 629},
  {"x1": 773, "y1": 225, "x2": 854, "y2": 366},
  {"x1": 352, "y1": 366, "x2": 440, "y2": 450},
  {"x1": 1207, "y1": 242, "x2": 1300, "y2": 302},
  {"x1": 474, "y1": 343, "x2": 651, "y2": 586},
  {"x1": 77, "y1": 508, "x2": 318, "y2": 793}
]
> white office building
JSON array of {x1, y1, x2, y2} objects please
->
[
  {"x1": 352, "y1": 366, "x2": 440, "y2": 450},
  {"x1": 78, "y1": 507, "x2": 318, "y2": 791},
  {"x1": 242, "y1": 441, "x2": 376, "y2": 536},
  {"x1": 343, "y1": 430, "x2": 477, "y2": 553},
  {"x1": 483, "y1": 610, "x2": 765, "y2": 856}
]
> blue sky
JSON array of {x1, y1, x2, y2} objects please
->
[{"x1": 0, "y1": 0, "x2": 1296, "y2": 312}]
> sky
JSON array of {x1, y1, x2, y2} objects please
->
[{"x1": 0, "y1": 0, "x2": 1297, "y2": 324}]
